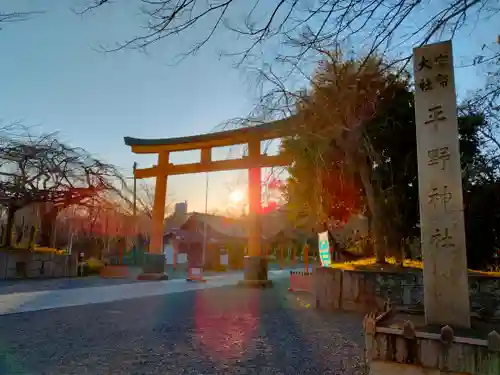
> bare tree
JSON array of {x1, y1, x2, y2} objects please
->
[
  {"x1": 134, "y1": 181, "x2": 174, "y2": 219},
  {"x1": 0, "y1": 132, "x2": 125, "y2": 247},
  {"x1": 80, "y1": 2, "x2": 497, "y2": 72},
  {"x1": 77, "y1": 1, "x2": 500, "y2": 128},
  {"x1": 79, "y1": 1, "x2": 495, "y2": 56},
  {"x1": 63, "y1": 196, "x2": 134, "y2": 258},
  {"x1": 0, "y1": 10, "x2": 42, "y2": 30}
]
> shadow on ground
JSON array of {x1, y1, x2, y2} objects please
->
[{"x1": 0, "y1": 279, "x2": 365, "y2": 375}]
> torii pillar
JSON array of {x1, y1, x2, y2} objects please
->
[
  {"x1": 140, "y1": 150, "x2": 170, "y2": 280},
  {"x1": 150, "y1": 151, "x2": 169, "y2": 254},
  {"x1": 238, "y1": 139, "x2": 272, "y2": 287}
]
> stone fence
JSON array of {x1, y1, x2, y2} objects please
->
[
  {"x1": 0, "y1": 250, "x2": 77, "y2": 279},
  {"x1": 313, "y1": 267, "x2": 500, "y2": 318}
]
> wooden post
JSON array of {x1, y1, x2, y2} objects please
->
[
  {"x1": 304, "y1": 243, "x2": 309, "y2": 273},
  {"x1": 173, "y1": 244, "x2": 177, "y2": 271},
  {"x1": 150, "y1": 151, "x2": 169, "y2": 254},
  {"x1": 291, "y1": 244, "x2": 296, "y2": 265},
  {"x1": 201, "y1": 148, "x2": 211, "y2": 165},
  {"x1": 279, "y1": 246, "x2": 284, "y2": 270},
  {"x1": 247, "y1": 140, "x2": 261, "y2": 257}
]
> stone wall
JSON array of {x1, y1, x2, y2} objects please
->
[
  {"x1": 365, "y1": 325, "x2": 500, "y2": 375},
  {"x1": 0, "y1": 250, "x2": 77, "y2": 279},
  {"x1": 313, "y1": 267, "x2": 500, "y2": 316}
]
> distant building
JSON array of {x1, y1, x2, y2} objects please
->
[
  {"x1": 162, "y1": 205, "x2": 299, "y2": 268},
  {"x1": 163, "y1": 212, "x2": 251, "y2": 268},
  {"x1": 174, "y1": 201, "x2": 188, "y2": 216}
]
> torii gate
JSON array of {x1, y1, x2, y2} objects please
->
[{"x1": 124, "y1": 120, "x2": 293, "y2": 285}]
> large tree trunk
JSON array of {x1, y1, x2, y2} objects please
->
[
  {"x1": 358, "y1": 163, "x2": 386, "y2": 264},
  {"x1": 3, "y1": 206, "x2": 18, "y2": 247},
  {"x1": 39, "y1": 206, "x2": 59, "y2": 248}
]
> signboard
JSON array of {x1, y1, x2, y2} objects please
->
[
  {"x1": 190, "y1": 267, "x2": 202, "y2": 276},
  {"x1": 220, "y1": 253, "x2": 229, "y2": 266},
  {"x1": 413, "y1": 40, "x2": 470, "y2": 327},
  {"x1": 318, "y1": 231, "x2": 331, "y2": 267},
  {"x1": 68, "y1": 233, "x2": 75, "y2": 255}
]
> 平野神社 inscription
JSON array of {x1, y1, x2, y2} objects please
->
[
  {"x1": 427, "y1": 147, "x2": 450, "y2": 170},
  {"x1": 413, "y1": 40, "x2": 470, "y2": 328},
  {"x1": 430, "y1": 227, "x2": 455, "y2": 249},
  {"x1": 428, "y1": 185, "x2": 452, "y2": 211}
]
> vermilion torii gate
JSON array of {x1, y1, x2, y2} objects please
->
[{"x1": 124, "y1": 120, "x2": 292, "y2": 285}]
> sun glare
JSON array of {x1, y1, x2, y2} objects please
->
[{"x1": 229, "y1": 189, "x2": 244, "y2": 204}]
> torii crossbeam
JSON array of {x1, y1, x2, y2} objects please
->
[{"x1": 124, "y1": 119, "x2": 294, "y2": 285}]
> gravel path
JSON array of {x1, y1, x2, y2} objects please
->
[{"x1": 0, "y1": 280, "x2": 365, "y2": 375}]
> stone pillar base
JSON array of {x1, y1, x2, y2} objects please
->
[
  {"x1": 137, "y1": 253, "x2": 168, "y2": 281},
  {"x1": 237, "y1": 256, "x2": 272, "y2": 288},
  {"x1": 137, "y1": 272, "x2": 169, "y2": 281},
  {"x1": 237, "y1": 279, "x2": 273, "y2": 288},
  {"x1": 100, "y1": 265, "x2": 132, "y2": 279}
]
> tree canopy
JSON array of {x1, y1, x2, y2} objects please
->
[{"x1": 283, "y1": 52, "x2": 500, "y2": 267}]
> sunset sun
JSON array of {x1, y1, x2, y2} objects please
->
[{"x1": 229, "y1": 190, "x2": 245, "y2": 204}]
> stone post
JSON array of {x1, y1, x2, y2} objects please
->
[{"x1": 413, "y1": 40, "x2": 470, "y2": 328}]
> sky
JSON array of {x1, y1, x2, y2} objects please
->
[{"x1": 0, "y1": 1, "x2": 496, "y2": 213}]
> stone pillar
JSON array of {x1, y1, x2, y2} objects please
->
[
  {"x1": 413, "y1": 40, "x2": 470, "y2": 328},
  {"x1": 238, "y1": 139, "x2": 271, "y2": 287}
]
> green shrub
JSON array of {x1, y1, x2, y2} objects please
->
[{"x1": 86, "y1": 257, "x2": 105, "y2": 274}]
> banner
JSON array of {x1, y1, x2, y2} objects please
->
[{"x1": 318, "y1": 231, "x2": 332, "y2": 267}]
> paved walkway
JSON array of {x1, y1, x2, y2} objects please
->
[
  {"x1": 0, "y1": 270, "x2": 289, "y2": 316},
  {"x1": 0, "y1": 263, "x2": 307, "y2": 296},
  {"x1": 0, "y1": 270, "x2": 365, "y2": 375},
  {"x1": 0, "y1": 276, "x2": 140, "y2": 296}
]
